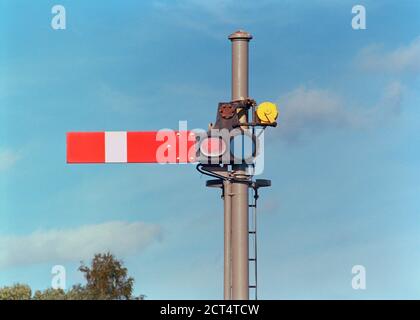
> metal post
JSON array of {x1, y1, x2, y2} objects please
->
[
  {"x1": 229, "y1": 30, "x2": 252, "y2": 300},
  {"x1": 223, "y1": 180, "x2": 232, "y2": 300}
]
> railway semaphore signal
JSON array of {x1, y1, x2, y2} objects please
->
[{"x1": 67, "y1": 30, "x2": 278, "y2": 300}]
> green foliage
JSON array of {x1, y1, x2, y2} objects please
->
[
  {"x1": 0, "y1": 252, "x2": 142, "y2": 300},
  {"x1": 33, "y1": 288, "x2": 66, "y2": 300},
  {"x1": 65, "y1": 284, "x2": 92, "y2": 300},
  {"x1": 79, "y1": 252, "x2": 134, "y2": 300},
  {"x1": 0, "y1": 284, "x2": 32, "y2": 300}
]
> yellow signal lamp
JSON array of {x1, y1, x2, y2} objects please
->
[{"x1": 256, "y1": 102, "x2": 278, "y2": 124}]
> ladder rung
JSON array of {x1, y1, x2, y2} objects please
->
[
  {"x1": 249, "y1": 285, "x2": 257, "y2": 288},
  {"x1": 249, "y1": 258, "x2": 256, "y2": 261},
  {"x1": 249, "y1": 231, "x2": 256, "y2": 234},
  {"x1": 249, "y1": 204, "x2": 256, "y2": 207}
]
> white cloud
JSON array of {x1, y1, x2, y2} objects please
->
[
  {"x1": 275, "y1": 38, "x2": 415, "y2": 142},
  {"x1": 277, "y1": 84, "x2": 403, "y2": 142},
  {"x1": 0, "y1": 221, "x2": 161, "y2": 268},
  {"x1": 381, "y1": 81, "x2": 404, "y2": 115},
  {"x1": 357, "y1": 36, "x2": 420, "y2": 74},
  {"x1": 0, "y1": 149, "x2": 20, "y2": 172},
  {"x1": 277, "y1": 87, "x2": 358, "y2": 140}
]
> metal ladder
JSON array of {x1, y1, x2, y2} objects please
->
[{"x1": 248, "y1": 185, "x2": 259, "y2": 300}]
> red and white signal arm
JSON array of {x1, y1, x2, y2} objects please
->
[{"x1": 66, "y1": 131, "x2": 197, "y2": 164}]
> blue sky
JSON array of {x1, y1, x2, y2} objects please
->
[{"x1": 0, "y1": 0, "x2": 419, "y2": 299}]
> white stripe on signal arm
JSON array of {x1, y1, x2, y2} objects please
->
[{"x1": 105, "y1": 131, "x2": 127, "y2": 163}]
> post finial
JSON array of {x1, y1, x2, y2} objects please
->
[{"x1": 228, "y1": 30, "x2": 253, "y2": 41}]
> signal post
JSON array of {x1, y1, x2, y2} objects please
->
[{"x1": 229, "y1": 30, "x2": 252, "y2": 300}]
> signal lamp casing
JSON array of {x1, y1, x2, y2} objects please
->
[{"x1": 197, "y1": 129, "x2": 258, "y2": 165}]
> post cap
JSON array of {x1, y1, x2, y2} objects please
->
[{"x1": 228, "y1": 30, "x2": 253, "y2": 41}]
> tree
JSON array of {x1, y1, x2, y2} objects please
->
[
  {"x1": 65, "y1": 284, "x2": 91, "y2": 300},
  {"x1": 0, "y1": 284, "x2": 32, "y2": 300},
  {"x1": 0, "y1": 252, "x2": 141, "y2": 300},
  {"x1": 33, "y1": 288, "x2": 66, "y2": 300},
  {"x1": 32, "y1": 284, "x2": 92, "y2": 300},
  {"x1": 79, "y1": 252, "x2": 135, "y2": 300}
]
